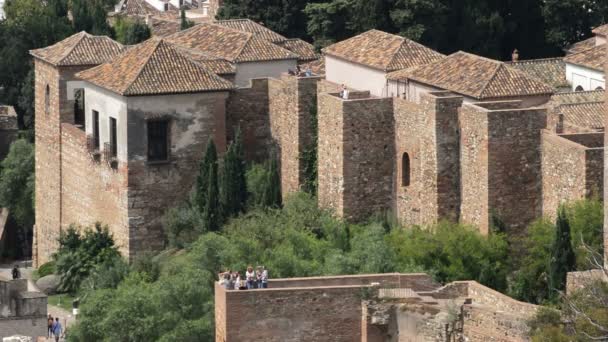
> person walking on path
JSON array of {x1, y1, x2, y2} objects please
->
[
  {"x1": 52, "y1": 317, "x2": 63, "y2": 342},
  {"x1": 47, "y1": 314, "x2": 54, "y2": 338}
]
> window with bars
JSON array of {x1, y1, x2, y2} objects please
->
[
  {"x1": 147, "y1": 120, "x2": 169, "y2": 162},
  {"x1": 109, "y1": 117, "x2": 117, "y2": 158},
  {"x1": 74, "y1": 89, "x2": 85, "y2": 127}
]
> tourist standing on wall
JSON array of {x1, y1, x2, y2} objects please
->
[
  {"x1": 11, "y1": 265, "x2": 19, "y2": 279},
  {"x1": 246, "y1": 266, "x2": 256, "y2": 289},
  {"x1": 258, "y1": 266, "x2": 268, "y2": 288}
]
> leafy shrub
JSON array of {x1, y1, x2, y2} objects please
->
[
  {"x1": 162, "y1": 205, "x2": 204, "y2": 248},
  {"x1": 53, "y1": 223, "x2": 120, "y2": 294},
  {"x1": 37, "y1": 261, "x2": 56, "y2": 278}
]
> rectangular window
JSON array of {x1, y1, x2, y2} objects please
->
[
  {"x1": 74, "y1": 88, "x2": 85, "y2": 127},
  {"x1": 109, "y1": 117, "x2": 117, "y2": 158},
  {"x1": 147, "y1": 121, "x2": 169, "y2": 161},
  {"x1": 93, "y1": 110, "x2": 100, "y2": 149}
]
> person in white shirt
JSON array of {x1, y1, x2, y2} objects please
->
[{"x1": 245, "y1": 266, "x2": 256, "y2": 289}]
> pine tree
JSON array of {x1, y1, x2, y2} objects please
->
[
  {"x1": 195, "y1": 139, "x2": 217, "y2": 211},
  {"x1": 548, "y1": 206, "x2": 576, "y2": 296},
  {"x1": 261, "y1": 156, "x2": 282, "y2": 208},
  {"x1": 203, "y1": 155, "x2": 221, "y2": 232}
]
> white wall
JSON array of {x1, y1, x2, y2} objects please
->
[
  {"x1": 234, "y1": 60, "x2": 297, "y2": 87},
  {"x1": 325, "y1": 55, "x2": 389, "y2": 97},
  {"x1": 84, "y1": 84, "x2": 129, "y2": 162},
  {"x1": 566, "y1": 63, "x2": 605, "y2": 91},
  {"x1": 144, "y1": 0, "x2": 167, "y2": 11}
]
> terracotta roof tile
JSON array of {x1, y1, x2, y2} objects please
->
[
  {"x1": 76, "y1": 38, "x2": 233, "y2": 96},
  {"x1": 550, "y1": 90, "x2": 605, "y2": 106},
  {"x1": 30, "y1": 32, "x2": 124, "y2": 66},
  {"x1": 322, "y1": 30, "x2": 444, "y2": 72},
  {"x1": 149, "y1": 17, "x2": 181, "y2": 37},
  {"x1": 564, "y1": 44, "x2": 606, "y2": 71},
  {"x1": 566, "y1": 37, "x2": 597, "y2": 55},
  {"x1": 592, "y1": 23, "x2": 608, "y2": 37},
  {"x1": 214, "y1": 19, "x2": 287, "y2": 43},
  {"x1": 172, "y1": 46, "x2": 236, "y2": 74},
  {"x1": 276, "y1": 39, "x2": 318, "y2": 62},
  {"x1": 506, "y1": 58, "x2": 568, "y2": 90},
  {"x1": 388, "y1": 51, "x2": 555, "y2": 99},
  {"x1": 166, "y1": 23, "x2": 298, "y2": 62},
  {"x1": 114, "y1": 0, "x2": 179, "y2": 17},
  {"x1": 558, "y1": 101, "x2": 605, "y2": 131}
]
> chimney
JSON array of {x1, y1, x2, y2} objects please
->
[{"x1": 511, "y1": 49, "x2": 519, "y2": 62}]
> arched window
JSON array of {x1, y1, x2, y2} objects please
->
[
  {"x1": 45, "y1": 85, "x2": 50, "y2": 114},
  {"x1": 595, "y1": 86, "x2": 604, "y2": 90},
  {"x1": 401, "y1": 152, "x2": 410, "y2": 186},
  {"x1": 575, "y1": 85, "x2": 584, "y2": 92}
]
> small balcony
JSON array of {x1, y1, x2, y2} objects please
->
[
  {"x1": 103, "y1": 142, "x2": 118, "y2": 169},
  {"x1": 86, "y1": 135, "x2": 101, "y2": 162}
]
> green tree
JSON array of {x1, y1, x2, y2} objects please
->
[
  {"x1": 114, "y1": 16, "x2": 151, "y2": 45},
  {"x1": 301, "y1": 106, "x2": 318, "y2": 195},
  {"x1": 304, "y1": 0, "x2": 355, "y2": 49},
  {"x1": 220, "y1": 130, "x2": 247, "y2": 218},
  {"x1": 261, "y1": 156, "x2": 282, "y2": 208},
  {"x1": 203, "y1": 155, "x2": 221, "y2": 231},
  {"x1": 548, "y1": 207, "x2": 576, "y2": 297},
  {"x1": 195, "y1": 139, "x2": 217, "y2": 211},
  {"x1": 0, "y1": 139, "x2": 34, "y2": 229},
  {"x1": 180, "y1": 7, "x2": 194, "y2": 30},
  {"x1": 0, "y1": 0, "x2": 73, "y2": 126},
  {"x1": 71, "y1": 0, "x2": 113, "y2": 36},
  {"x1": 53, "y1": 223, "x2": 120, "y2": 293}
]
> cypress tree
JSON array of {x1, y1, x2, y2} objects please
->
[
  {"x1": 180, "y1": 8, "x2": 193, "y2": 30},
  {"x1": 261, "y1": 156, "x2": 282, "y2": 208},
  {"x1": 233, "y1": 128, "x2": 248, "y2": 209},
  {"x1": 548, "y1": 206, "x2": 576, "y2": 296},
  {"x1": 195, "y1": 139, "x2": 217, "y2": 211},
  {"x1": 219, "y1": 129, "x2": 248, "y2": 218},
  {"x1": 203, "y1": 156, "x2": 221, "y2": 232}
]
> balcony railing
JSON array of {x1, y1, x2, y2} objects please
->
[
  {"x1": 86, "y1": 135, "x2": 101, "y2": 162},
  {"x1": 103, "y1": 142, "x2": 118, "y2": 169}
]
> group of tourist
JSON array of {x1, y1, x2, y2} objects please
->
[
  {"x1": 339, "y1": 84, "x2": 349, "y2": 99},
  {"x1": 288, "y1": 65, "x2": 314, "y2": 77},
  {"x1": 47, "y1": 314, "x2": 63, "y2": 341},
  {"x1": 219, "y1": 265, "x2": 269, "y2": 290}
]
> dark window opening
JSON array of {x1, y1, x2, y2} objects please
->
[
  {"x1": 74, "y1": 88, "x2": 85, "y2": 127},
  {"x1": 93, "y1": 110, "x2": 100, "y2": 149},
  {"x1": 147, "y1": 120, "x2": 169, "y2": 161},
  {"x1": 45, "y1": 85, "x2": 50, "y2": 114},
  {"x1": 109, "y1": 117, "x2": 117, "y2": 158},
  {"x1": 575, "y1": 85, "x2": 584, "y2": 92},
  {"x1": 164, "y1": 3, "x2": 169, "y2": 11},
  {"x1": 401, "y1": 152, "x2": 410, "y2": 186},
  {"x1": 595, "y1": 86, "x2": 604, "y2": 90}
]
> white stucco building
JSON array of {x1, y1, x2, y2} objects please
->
[
  {"x1": 564, "y1": 45, "x2": 605, "y2": 91},
  {"x1": 322, "y1": 30, "x2": 444, "y2": 97}
]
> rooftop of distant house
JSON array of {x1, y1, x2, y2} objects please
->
[
  {"x1": 30, "y1": 31, "x2": 125, "y2": 67},
  {"x1": 592, "y1": 23, "x2": 608, "y2": 37},
  {"x1": 76, "y1": 38, "x2": 233, "y2": 96},
  {"x1": 166, "y1": 22, "x2": 299, "y2": 63},
  {"x1": 387, "y1": 51, "x2": 555, "y2": 99},
  {"x1": 214, "y1": 19, "x2": 287, "y2": 43},
  {"x1": 556, "y1": 101, "x2": 605, "y2": 132},
  {"x1": 506, "y1": 57, "x2": 569, "y2": 90},
  {"x1": 563, "y1": 44, "x2": 606, "y2": 71},
  {"x1": 322, "y1": 29, "x2": 445, "y2": 72},
  {"x1": 0, "y1": 105, "x2": 17, "y2": 117},
  {"x1": 549, "y1": 89, "x2": 605, "y2": 106}
]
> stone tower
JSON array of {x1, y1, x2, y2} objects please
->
[{"x1": 30, "y1": 32, "x2": 124, "y2": 266}]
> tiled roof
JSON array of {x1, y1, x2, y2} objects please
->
[
  {"x1": 300, "y1": 58, "x2": 325, "y2": 75},
  {"x1": 166, "y1": 23, "x2": 298, "y2": 62},
  {"x1": 276, "y1": 38, "x2": 318, "y2": 62},
  {"x1": 149, "y1": 17, "x2": 181, "y2": 37},
  {"x1": 30, "y1": 31, "x2": 124, "y2": 66},
  {"x1": 564, "y1": 44, "x2": 606, "y2": 71},
  {"x1": 550, "y1": 90, "x2": 605, "y2": 106},
  {"x1": 322, "y1": 30, "x2": 444, "y2": 72},
  {"x1": 387, "y1": 51, "x2": 555, "y2": 99},
  {"x1": 172, "y1": 46, "x2": 236, "y2": 74},
  {"x1": 592, "y1": 23, "x2": 608, "y2": 37},
  {"x1": 114, "y1": 0, "x2": 178, "y2": 17},
  {"x1": 506, "y1": 58, "x2": 568, "y2": 90},
  {"x1": 76, "y1": 38, "x2": 233, "y2": 96},
  {"x1": 566, "y1": 37, "x2": 597, "y2": 55},
  {"x1": 558, "y1": 101, "x2": 605, "y2": 131},
  {"x1": 214, "y1": 19, "x2": 287, "y2": 43}
]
